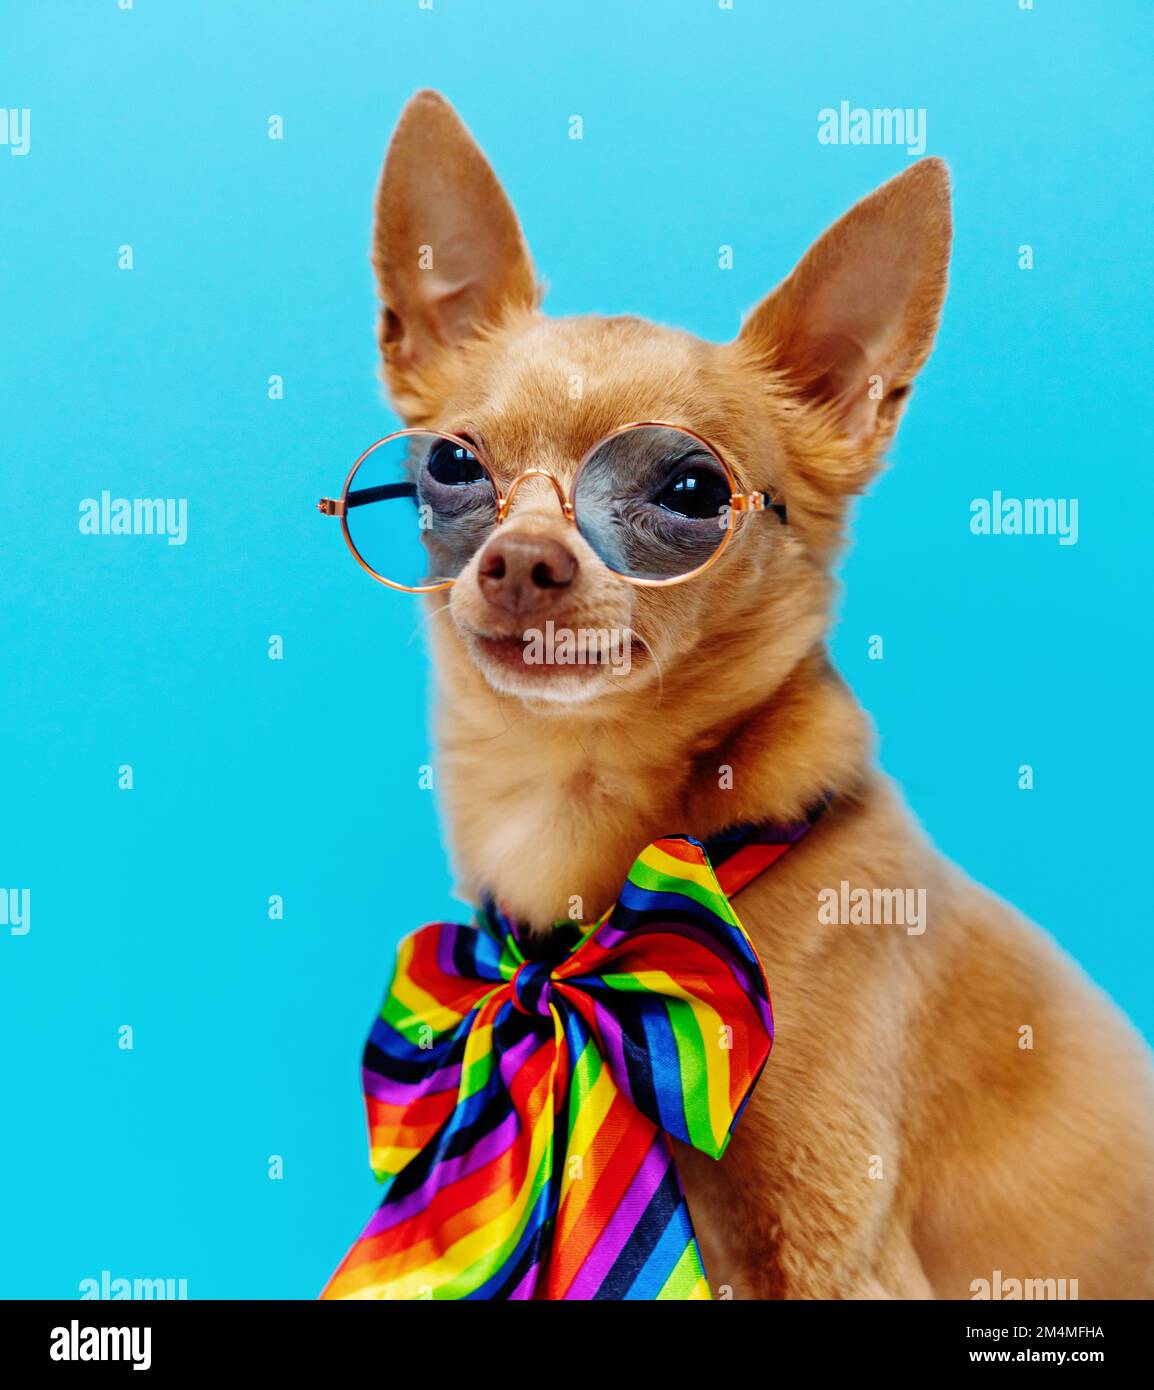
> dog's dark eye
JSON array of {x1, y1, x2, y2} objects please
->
[
  {"x1": 655, "y1": 467, "x2": 731, "y2": 520},
  {"x1": 427, "y1": 439, "x2": 485, "y2": 486}
]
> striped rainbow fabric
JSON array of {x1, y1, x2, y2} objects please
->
[{"x1": 321, "y1": 834, "x2": 776, "y2": 1300}]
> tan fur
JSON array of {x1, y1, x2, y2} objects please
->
[{"x1": 366, "y1": 91, "x2": 1154, "y2": 1298}]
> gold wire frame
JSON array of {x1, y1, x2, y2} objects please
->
[{"x1": 317, "y1": 420, "x2": 771, "y2": 593}]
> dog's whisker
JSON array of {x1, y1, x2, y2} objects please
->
[
  {"x1": 628, "y1": 626, "x2": 665, "y2": 706},
  {"x1": 470, "y1": 692, "x2": 528, "y2": 744},
  {"x1": 407, "y1": 601, "x2": 453, "y2": 646}
]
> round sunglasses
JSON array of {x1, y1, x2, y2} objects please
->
[{"x1": 317, "y1": 421, "x2": 787, "y2": 593}]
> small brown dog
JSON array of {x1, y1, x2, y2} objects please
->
[{"x1": 366, "y1": 89, "x2": 1154, "y2": 1298}]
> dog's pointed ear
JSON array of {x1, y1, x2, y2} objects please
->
[
  {"x1": 373, "y1": 90, "x2": 537, "y2": 392},
  {"x1": 738, "y1": 158, "x2": 951, "y2": 449}
]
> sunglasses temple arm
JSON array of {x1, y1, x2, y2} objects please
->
[
  {"x1": 734, "y1": 493, "x2": 787, "y2": 525},
  {"x1": 344, "y1": 481, "x2": 418, "y2": 509}
]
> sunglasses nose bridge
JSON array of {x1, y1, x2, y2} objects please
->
[{"x1": 497, "y1": 468, "x2": 574, "y2": 523}]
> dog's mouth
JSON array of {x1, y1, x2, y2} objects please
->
[
  {"x1": 473, "y1": 632, "x2": 551, "y2": 669},
  {"x1": 460, "y1": 622, "x2": 643, "y2": 701}
]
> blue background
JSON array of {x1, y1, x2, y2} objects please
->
[{"x1": 1, "y1": 1, "x2": 1150, "y2": 1298}]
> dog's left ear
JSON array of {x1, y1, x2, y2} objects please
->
[
  {"x1": 738, "y1": 158, "x2": 951, "y2": 453},
  {"x1": 373, "y1": 90, "x2": 538, "y2": 413}
]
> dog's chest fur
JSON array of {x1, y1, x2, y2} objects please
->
[{"x1": 438, "y1": 706, "x2": 681, "y2": 928}]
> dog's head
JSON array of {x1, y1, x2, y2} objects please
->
[{"x1": 371, "y1": 90, "x2": 951, "y2": 719}]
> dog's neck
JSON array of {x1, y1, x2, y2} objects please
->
[{"x1": 432, "y1": 633, "x2": 873, "y2": 929}]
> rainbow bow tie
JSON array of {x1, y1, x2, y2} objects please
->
[{"x1": 322, "y1": 827, "x2": 811, "y2": 1301}]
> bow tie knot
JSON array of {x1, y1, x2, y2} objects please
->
[{"x1": 509, "y1": 959, "x2": 555, "y2": 1017}]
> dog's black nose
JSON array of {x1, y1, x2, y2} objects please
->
[{"x1": 477, "y1": 533, "x2": 578, "y2": 615}]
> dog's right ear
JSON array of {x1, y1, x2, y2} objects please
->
[
  {"x1": 737, "y1": 158, "x2": 951, "y2": 466},
  {"x1": 373, "y1": 90, "x2": 537, "y2": 407}
]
